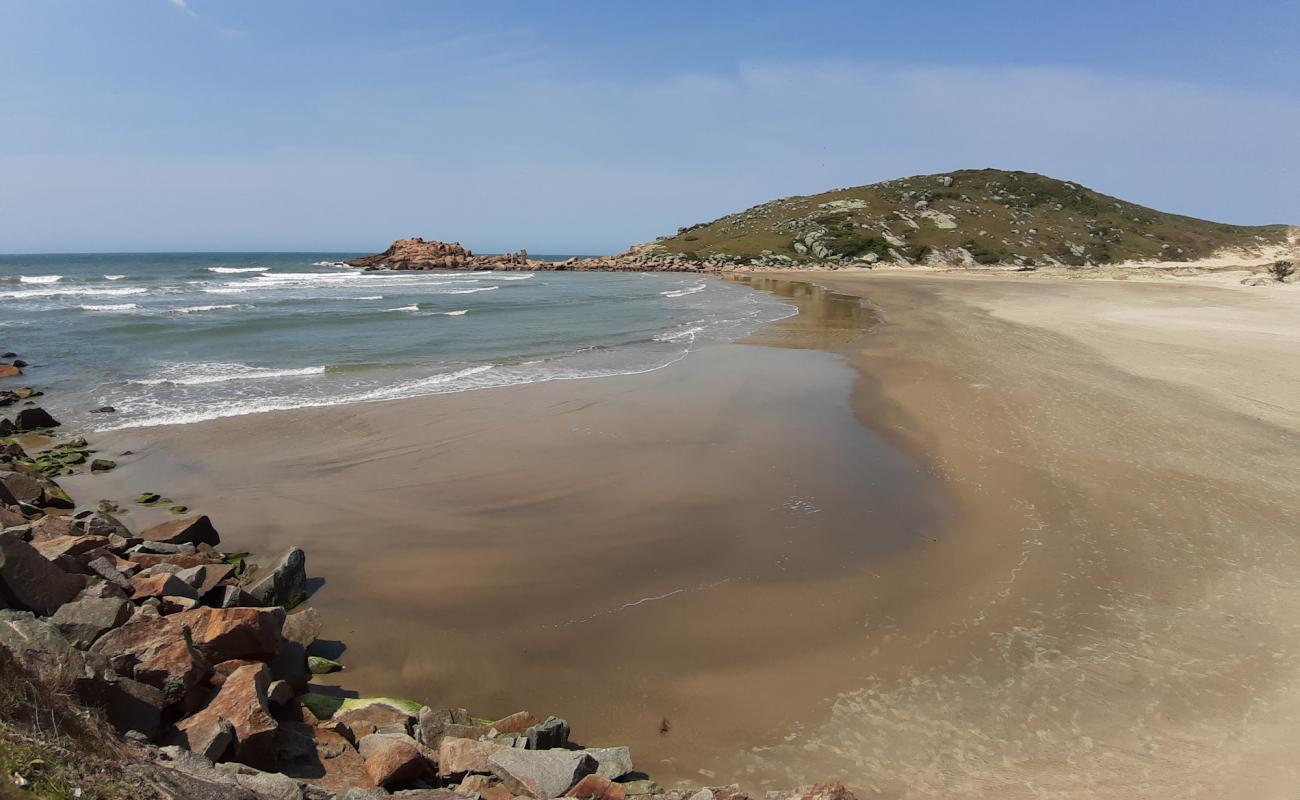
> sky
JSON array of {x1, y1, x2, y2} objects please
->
[{"x1": 2, "y1": 0, "x2": 1297, "y2": 254}]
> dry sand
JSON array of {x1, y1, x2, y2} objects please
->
[{"x1": 66, "y1": 271, "x2": 1300, "y2": 799}]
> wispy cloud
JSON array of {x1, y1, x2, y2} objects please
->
[
  {"x1": 166, "y1": 0, "x2": 197, "y2": 18},
  {"x1": 164, "y1": 0, "x2": 244, "y2": 36}
]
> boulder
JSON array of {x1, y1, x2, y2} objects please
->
[
  {"x1": 269, "y1": 639, "x2": 310, "y2": 693},
  {"x1": 176, "y1": 663, "x2": 278, "y2": 770},
  {"x1": 308, "y1": 655, "x2": 343, "y2": 674},
  {"x1": 34, "y1": 534, "x2": 110, "y2": 560},
  {"x1": 131, "y1": 552, "x2": 220, "y2": 570},
  {"x1": 267, "y1": 679, "x2": 294, "y2": 706},
  {"x1": 49, "y1": 595, "x2": 131, "y2": 648},
  {"x1": 567, "y1": 775, "x2": 627, "y2": 800},
  {"x1": 416, "y1": 705, "x2": 473, "y2": 748},
  {"x1": 144, "y1": 747, "x2": 265, "y2": 800},
  {"x1": 88, "y1": 674, "x2": 166, "y2": 740},
  {"x1": 160, "y1": 595, "x2": 201, "y2": 614},
  {"x1": 406, "y1": 791, "x2": 482, "y2": 800},
  {"x1": 211, "y1": 658, "x2": 262, "y2": 686},
  {"x1": 243, "y1": 547, "x2": 307, "y2": 609},
  {"x1": 460, "y1": 775, "x2": 514, "y2": 800},
  {"x1": 360, "y1": 732, "x2": 431, "y2": 790},
  {"x1": 0, "y1": 530, "x2": 86, "y2": 614},
  {"x1": 28, "y1": 514, "x2": 78, "y2": 541},
  {"x1": 131, "y1": 570, "x2": 200, "y2": 601},
  {"x1": 281, "y1": 606, "x2": 322, "y2": 648},
  {"x1": 229, "y1": 769, "x2": 303, "y2": 800},
  {"x1": 86, "y1": 554, "x2": 136, "y2": 589},
  {"x1": 210, "y1": 584, "x2": 260, "y2": 609},
  {"x1": 335, "y1": 702, "x2": 415, "y2": 741},
  {"x1": 0, "y1": 365, "x2": 19, "y2": 379},
  {"x1": 488, "y1": 749, "x2": 597, "y2": 799},
  {"x1": 91, "y1": 615, "x2": 211, "y2": 703},
  {"x1": 492, "y1": 710, "x2": 540, "y2": 735},
  {"x1": 0, "y1": 471, "x2": 45, "y2": 506},
  {"x1": 439, "y1": 736, "x2": 507, "y2": 777},
  {"x1": 0, "y1": 504, "x2": 24, "y2": 529},
  {"x1": 14, "y1": 407, "x2": 59, "y2": 431},
  {"x1": 80, "y1": 511, "x2": 132, "y2": 539},
  {"x1": 176, "y1": 716, "x2": 236, "y2": 762},
  {"x1": 762, "y1": 782, "x2": 858, "y2": 800},
  {"x1": 39, "y1": 479, "x2": 75, "y2": 510},
  {"x1": 0, "y1": 609, "x2": 91, "y2": 676},
  {"x1": 132, "y1": 540, "x2": 199, "y2": 556},
  {"x1": 525, "y1": 716, "x2": 571, "y2": 750},
  {"x1": 580, "y1": 747, "x2": 634, "y2": 781},
  {"x1": 276, "y1": 726, "x2": 374, "y2": 794},
  {"x1": 173, "y1": 606, "x2": 287, "y2": 663},
  {"x1": 76, "y1": 576, "x2": 128, "y2": 600},
  {"x1": 139, "y1": 514, "x2": 221, "y2": 547},
  {"x1": 176, "y1": 563, "x2": 235, "y2": 596}
]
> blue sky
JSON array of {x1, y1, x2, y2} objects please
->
[{"x1": 2, "y1": 0, "x2": 1297, "y2": 253}]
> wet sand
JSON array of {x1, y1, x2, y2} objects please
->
[
  {"x1": 65, "y1": 282, "x2": 946, "y2": 787},
  {"x1": 64, "y1": 272, "x2": 1300, "y2": 798}
]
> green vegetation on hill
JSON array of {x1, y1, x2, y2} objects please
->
[{"x1": 653, "y1": 169, "x2": 1289, "y2": 267}]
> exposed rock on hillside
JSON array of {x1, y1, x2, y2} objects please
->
[{"x1": 648, "y1": 169, "x2": 1290, "y2": 268}]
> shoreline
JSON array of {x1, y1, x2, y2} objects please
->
[
  {"x1": 61, "y1": 278, "x2": 947, "y2": 790},
  {"x1": 8, "y1": 267, "x2": 1300, "y2": 797}
]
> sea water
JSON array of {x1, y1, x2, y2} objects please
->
[{"x1": 0, "y1": 253, "x2": 793, "y2": 431}]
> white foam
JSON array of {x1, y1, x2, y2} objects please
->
[
  {"x1": 386, "y1": 304, "x2": 420, "y2": 313},
  {"x1": 483, "y1": 273, "x2": 535, "y2": 281},
  {"x1": 93, "y1": 352, "x2": 701, "y2": 432},
  {"x1": 19, "y1": 275, "x2": 61, "y2": 284},
  {"x1": 208, "y1": 266, "x2": 269, "y2": 274},
  {"x1": 169, "y1": 304, "x2": 245, "y2": 315},
  {"x1": 440, "y1": 309, "x2": 469, "y2": 316},
  {"x1": 104, "y1": 274, "x2": 127, "y2": 281},
  {"x1": 655, "y1": 325, "x2": 705, "y2": 343},
  {"x1": 0, "y1": 286, "x2": 147, "y2": 299},
  {"x1": 135, "y1": 362, "x2": 327, "y2": 386},
  {"x1": 661, "y1": 283, "x2": 706, "y2": 298},
  {"x1": 79, "y1": 303, "x2": 140, "y2": 313},
  {"x1": 253, "y1": 272, "x2": 360, "y2": 283},
  {"x1": 312, "y1": 261, "x2": 351, "y2": 268},
  {"x1": 438, "y1": 286, "x2": 498, "y2": 295}
]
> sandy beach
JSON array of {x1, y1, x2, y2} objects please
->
[{"x1": 64, "y1": 272, "x2": 1300, "y2": 799}]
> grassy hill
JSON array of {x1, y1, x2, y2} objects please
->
[{"x1": 651, "y1": 169, "x2": 1288, "y2": 268}]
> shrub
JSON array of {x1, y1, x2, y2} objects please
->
[{"x1": 1267, "y1": 260, "x2": 1295, "y2": 282}]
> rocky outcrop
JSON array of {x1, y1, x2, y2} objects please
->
[
  {"x1": 345, "y1": 237, "x2": 704, "y2": 274},
  {"x1": 489, "y1": 749, "x2": 597, "y2": 799},
  {"x1": 345, "y1": 237, "x2": 531, "y2": 271}
]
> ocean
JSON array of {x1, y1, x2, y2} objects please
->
[{"x1": 0, "y1": 253, "x2": 793, "y2": 431}]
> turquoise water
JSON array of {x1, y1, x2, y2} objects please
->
[{"x1": 0, "y1": 253, "x2": 792, "y2": 431}]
